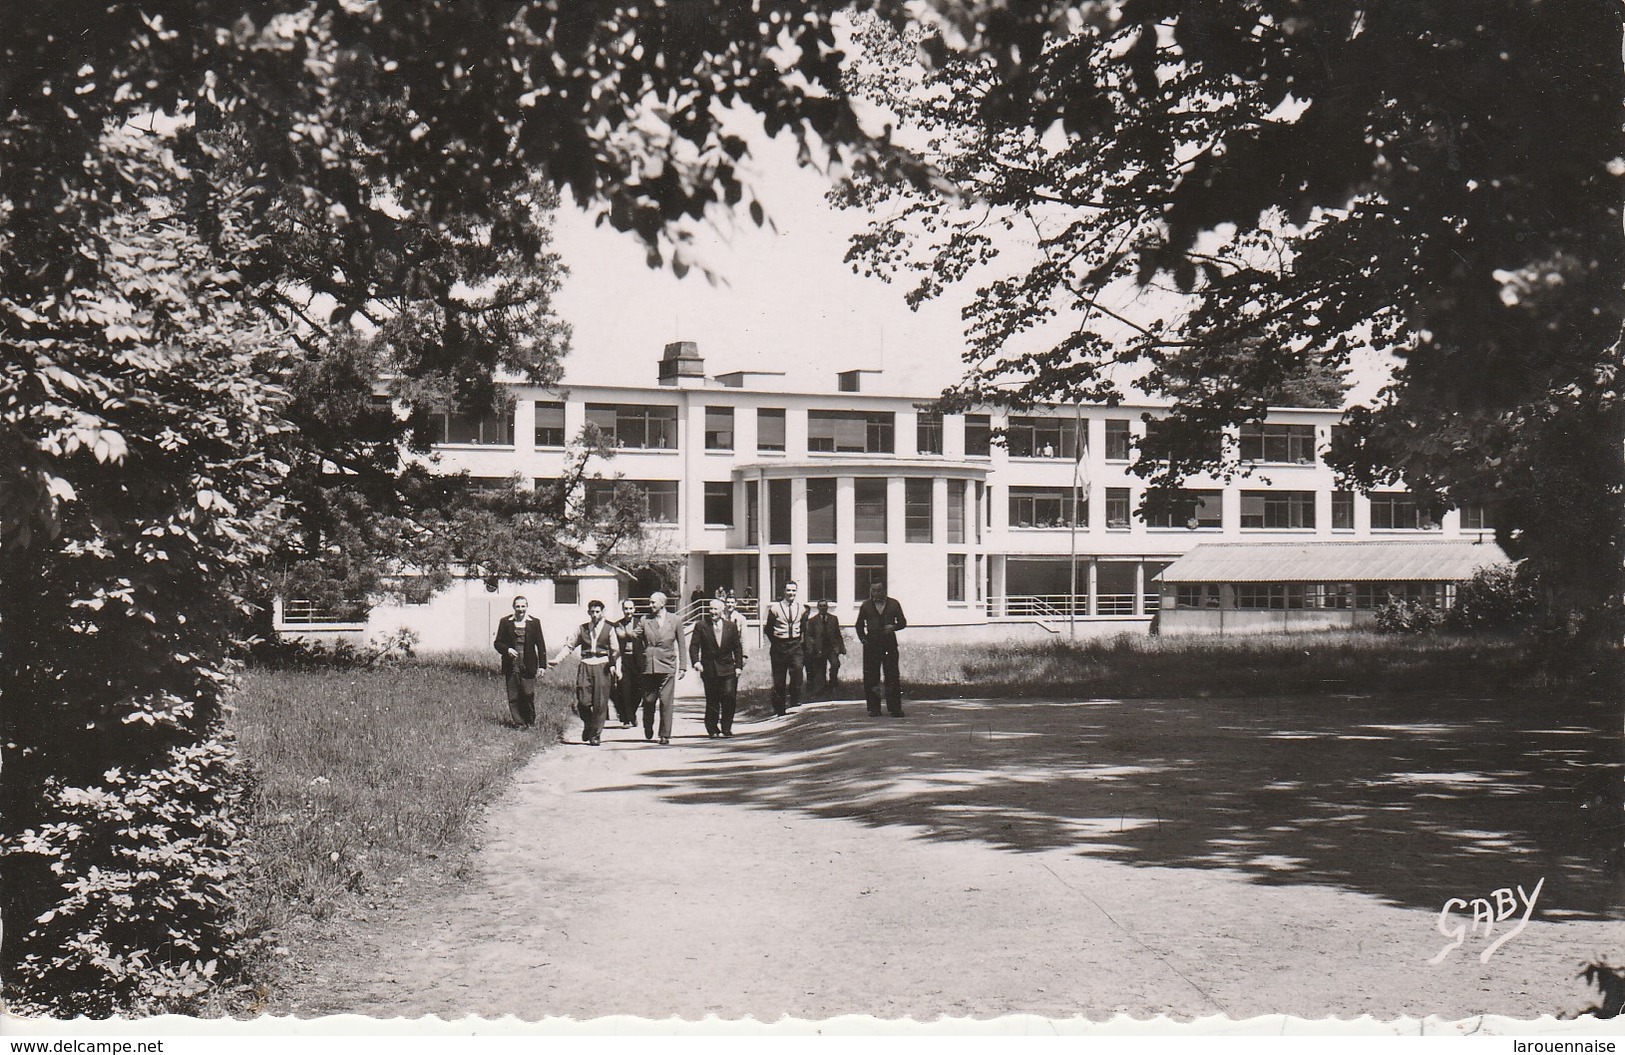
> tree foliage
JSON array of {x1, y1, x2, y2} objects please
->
[{"x1": 838, "y1": 3, "x2": 1625, "y2": 636}]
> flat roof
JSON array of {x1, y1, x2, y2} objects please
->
[{"x1": 1156, "y1": 540, "x2": 1509, "y2": 584}]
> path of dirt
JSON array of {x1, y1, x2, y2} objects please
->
[{"x1": 274, "y1": 682, "x2": 1623, "y2": 1022}]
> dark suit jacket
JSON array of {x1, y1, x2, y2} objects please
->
[
  {"x1": 494, "y1": 615, "x2": 546, "y2": 678},
  {"x1": 855, "y1": 597, "x2": 907, "y2": 653},
  {"x1": 805, "y1": 612, "x2": 846, "y2": 658},
  {"x1": 689, "y1": 617, "x2": 745, "y2": 678}
]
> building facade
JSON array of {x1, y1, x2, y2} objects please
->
[{"x1": 278, "y1": 342, "x2": 1501, "y2": 650}]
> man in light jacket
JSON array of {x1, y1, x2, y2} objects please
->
[{"x1": 636, "y1": 590, "x2": 687, "y2": 744}]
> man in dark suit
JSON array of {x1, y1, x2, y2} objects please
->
[
  {"x1": 855, "y1": 580, "x2": 908, "y2": 718},
  {"x1": 689, "y1": 599, "x2": 746, "y2": 737},
  {"x1": 493, "y1": 595, "x2": 546, "y2": 727},
  {"x1": 763, "y1": 579, "x2": 807, "y2": 715},
  {"x1": 803, "y1": 599, "x2": 846, "y2": 698},
  {"x1": 611, "y1": 597, "x2": 644, "y2": 727}
]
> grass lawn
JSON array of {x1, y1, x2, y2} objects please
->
[{"x1": 227, "y1": 660, "x2": 573, "y2": 1004}]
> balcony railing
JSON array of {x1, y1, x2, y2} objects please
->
[
  {"x1": 279, "y1": 599, "x2": 370, "y2": 626},
  {"x1": 989, "y1": 594, "x2": 1159, "y2": 618}
]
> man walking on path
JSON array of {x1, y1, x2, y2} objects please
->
[
  {"x1": 689, "y1": 599, "x2": 746, "y2": 737},
  {"x1": 493, "y1": 595, "x2": 546, "y2": 727},
  {"x1": 855, "y1": 580, "x2": 908, "y2": 718},
  {"x1": 611, "y1": 598, "x2": 644, "y2": 727},
  {"x1": 551, "y1": 599, "x2": 619, "y2": 746},
  {"x1": 764, "y1": 580, "x2": 807, "y2": 715},
  {"x1": 636, "y1": 590, "x2": 687, "y2": 744},
  {"x1": 803, "y1": 599, "x2": 845, "y2": 698}
]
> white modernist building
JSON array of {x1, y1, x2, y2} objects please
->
[{"x1": 278, "y1": 342, "x2": 1501, "y2": 651}]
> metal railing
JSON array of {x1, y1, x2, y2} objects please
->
[
  {"x1": 279, "y1": 599, "x2": 370, "y2": 626},
  {"x1": 989, "y1": 594, "x2": 1160, "y2": 618}
]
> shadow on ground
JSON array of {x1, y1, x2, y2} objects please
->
[{"x1": 603, "y1": 688, "x2": 1623, "y2": 919}]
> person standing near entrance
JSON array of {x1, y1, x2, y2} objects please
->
[
  {"x1": 803, "y1": 599, "x2": 846, "y2": 698},
  {"x1": 493, "y1": 595, "x2": 546, "y2": 727},
  {"x1": 611, "y1": 597, "x2": 645, "y2": 727},
  {"x1": 763, "y1": 580, "x2": 807, "y2": 715},
  {"x1": 636, "y1": 590, "x2": 687, "y2": 744},
  {"x1": 689, "y1": 599, "x2": 746, "y2": 737},
  {"x1": 855, "y1": 580, "x2": 908, "y2": 717},
  {"x1": 551, "y1": 599, "x2": 619, "y2": 745}
]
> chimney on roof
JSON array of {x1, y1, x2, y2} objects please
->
[
  {"x1": 658, "y1": 341, "x2": 705, "y2": 387},
  {"x1": 838, "y1": 369, "x2": 882, "y2": 392}
]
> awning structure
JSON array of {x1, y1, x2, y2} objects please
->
[{"x1": 1155, "y1": 540, "x2": 1510, "y2": 584}]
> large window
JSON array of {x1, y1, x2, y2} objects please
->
[
  {"x1": 703, "y1": 481, "x2": 734, "y2": 526},
  {"x1": 1143, "y1": 489, "x2": 1223, "y2": 529},
  {"x1": 807, "y1": 478, "x2": 837, "y2": 544},
  {"x1": 586, "y1": 479, "x2": 679, "y2": 523},
  {"x1": 947, "y1": 554, "x2": 967, "y2": 603},
  {"x1": 1332, "y1": 491, "x2": 1355, "y2": 530},
  {"x1": 1175, "y1": 585, "x2": 1221, "y2": 609},
  {"x1": 807, "y1": 554, "x2": 838, "y2": 603},
  {"x1": 905, "y1": 479, "x2": 934, "y2": 543},
  {"x1": 434, "y1": 407, "x2": 513, "y2": 445},
  {"x1": 1105, "y1": 487, "x2": 1132, "y2": 529},
  {"x1": 965, "y1": 414, "x2": 992, "y2": 457},
  {"x1": 757, "y1": 408, "x2": 786, "y2": 453},
  {"x1": 768, "y1": 479, "x2": 791, "y2": 545},
  {"x1": 975, "y1": 481, "x2": 985, "y2": 542},
  {"x1": 705, "y1": 407, "x2": 734, "y2": 450},
  {"x1": 585, "y1": 403, "x2": 678, "y2": 450},
  {"x1": 1008, "y1": 486, "x2": 1086, "y2": 529},
  {"x1": 947, "y1": 479, "x2": 966, "y2": 544},
  {"x1": 1240, "y1": 422, "x2": 1317, "y2": 464},
  {"x1": 1240, "y1": 490, "x2": 1316, "y2": 529},
  {"x1": 533, "y1": 401, "x2": 566, "y2": 447},
  {"x1": 1370, "y1": 491, "x2": 1440, "y2": 530},
  {"x1": 1142, "y1": 418, "x2": 1224, "y2": 460},
  {"x1": 916, "y1": 411, "x2": 943, "y2": 455},
  {"x1": 1355, "y1": 582, "x2": 1449, "y2": 608},
  {"x1": 747, "y1": 484, "x2": 760, "y2": 543},
  {"x1": 854, "y1": 479, "x2": 888, "y2": 543},
  {"x1": 1006, "y1": 415, "x2": 1083, "y2": 459},
  {"x1": 1105, "y1": 419, "x2": 1132, "y2": 461},
  {"x1": 854, "y1": 553, "x2": 889, "y2": 596},
  {"x1": 1460, "y1": 503, "x2": 1497, "y2": 531},
  {"x1": 809, "y1": 410, "x2": 894, "y2": 454}
]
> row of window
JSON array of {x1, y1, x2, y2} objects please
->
[
  {"x1": 576, "y1": 477, "x2": 1490, "y2": 535},
  {"x1": 438, "y1": 403, "x2": 1336, "y2": 465},
  {"x1": 1173, "y1": 582, "x2": 1455, "y2": 611},
  {"x1": 1007, "y1": 487, "x2": 1484, "y2": 531},
  {"x1": 779, "y1": 553, "x2": 977, "y2": 605}
]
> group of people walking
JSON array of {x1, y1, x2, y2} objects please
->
[{"x1": 493, "y1": 580, "x2": 910, "y2": 745}]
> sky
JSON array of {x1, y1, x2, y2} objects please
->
[
  {"x1": 548, "y1": 142, "x2": 1395, "y2": 406},
  {"x1": 548, "y1": 152, "x2": 972, "y2": 397}
]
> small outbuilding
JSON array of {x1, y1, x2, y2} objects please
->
[{"x1": 1153, "y1": 539, "x2": 1509, "y2": 635}]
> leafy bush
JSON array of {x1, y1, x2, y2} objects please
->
[
  {"x1": 1374, "y1": 598, "x2": 1447, "y2": 635},
  {"x1": 1447, "y1": 563, "x2": 1539, "y2": 633},
  {"x1": 246, "y1": 628, "x2": 420, "y2": 671}
]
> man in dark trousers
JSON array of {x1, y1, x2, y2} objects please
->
[
  {"x1": 689, "y1": 598, "x2": 746, "y2": 737},
  {"x1": 493, "y1": 595, "x2": 546, "y2": 727},
  {"x1": 763, "y1": 579, "x2": 807, "y2": 715},
  {"x1": 611, "y1": 597, "x2": 644, "y2": 727},
  {"x1": 855, "y1": 579, "x2": 908, "y2": 717},
  {"x1": 803, "y1": 598, "x2": 846, "y2": 698},
  {"x1": 550, "y1": 599, "x2": 620, "y2": 746}
]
